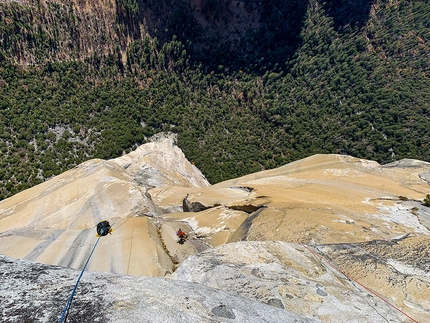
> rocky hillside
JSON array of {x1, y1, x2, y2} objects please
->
[
  {"x1": 0, "y1": 0, "x2": 305, "y2": 66},
  {"x1": 1, "y1": 136, "x2": 429, "y2": 322},
  {"x1": 0, "y1": 0, "x2": 122, "y2": 65}
]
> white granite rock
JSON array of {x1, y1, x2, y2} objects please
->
[
  {"x1": 172, "y1": 241, "x2": 407, "y2": 323},
  {"x1": 0, "y1": 255, "x2": 319, "y2": 323}
]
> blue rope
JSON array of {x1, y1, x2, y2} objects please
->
[{"x1": 58, "y1": 235, "x2": 101, "y2": 323}]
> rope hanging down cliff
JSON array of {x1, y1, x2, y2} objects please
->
[{"x1": 58, "y1": 221, "x2": 113, "y2": 323}]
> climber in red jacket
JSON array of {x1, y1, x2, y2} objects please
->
[{"x1": 177, "y1": 228, "x2": 187, "y2": 240}]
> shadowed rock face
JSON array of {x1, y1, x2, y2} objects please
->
[
  {"x1": 1, "y1": 137, "x2": 430, "y2": 321},
  {"x1": 0, "y1": 254, "x2": 318, "y2": 323}
]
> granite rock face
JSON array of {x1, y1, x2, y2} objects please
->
[
  {"x1": 0, "y1": 134, "x2": 208, "y2": 276},
  {"x1": 316, "y1": 238, "x2": 430, "y2": 323},
  {"x1": 1, "y1": 137, "x2": 430, "y2": 322},
  {"x1": 172, "y1": 241, "x2": 409, "y2": 323},
  {"x1": 0, "y1": 255, "x2": 318, "y2": 323},
  {"x1": 112, "y1": 133, "x2": 210, "y2": 189}
]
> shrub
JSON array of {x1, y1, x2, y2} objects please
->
[{"x1": 424, "y1": 194, "x2": 430, "y2": 207}]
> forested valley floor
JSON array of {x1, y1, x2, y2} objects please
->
[{"x1": 0, "y1": 0, "x2": 429, "y2": 200}]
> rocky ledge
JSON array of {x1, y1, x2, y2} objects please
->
[{"x1": 0, "y1": 253, "x2": 317, "y2": 323}]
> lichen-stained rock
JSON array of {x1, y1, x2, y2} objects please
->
[
  {"x1": 317, "y1": 236, "x2": 430, "y2": 323},
  {"x1": 0, "y1": 255, "x2": 319, "y2": 323},
  {"x1": 172, "y1": 241, "x2": 412, "y2": 323},
  {"x1": 112, "y1": 133, "x2": 210, "y2": 189}
]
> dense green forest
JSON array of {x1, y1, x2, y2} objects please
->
[{"x1": 0, "y1": 0, "x2": 429, "y2": 200}]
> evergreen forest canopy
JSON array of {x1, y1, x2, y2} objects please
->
[{"x1": 0, "y1": 0, "x2": 429, "y2": 200}]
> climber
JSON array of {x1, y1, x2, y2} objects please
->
[
  {"x1": 96, "y1": 220, "x2": 113, "y2": 237},
  {"x1": 176, "y1": 228, "x2": 188, "y2": 243}
]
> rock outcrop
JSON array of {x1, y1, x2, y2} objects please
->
[
  {"x1": 0, "y1": 254, "x2": 317, "y2": 323},
  {"x1": 1, "y1": 138, "x2": 430, "y2": 322},
  {"x1": 173, "y1": 241, "x2": 410, "y2": 323},
  {"x1": 0, "y1": 134, "x2": 209, "y2": 276}
]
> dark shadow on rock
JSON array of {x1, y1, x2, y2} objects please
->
[
  {"x1": 226, "y1": 206, "x2": 266, "y2": 243},
  {"x1": 229, "y1": 204, "x2": 261, "y2": 214},
  {"x1": 177, "y1": 237, "x2": 187, "y2": 245},
  {"x1": 266, "y1": 298, "x2": 285, "y2": 309},
  {"x1": 324, "y1": 0, "x2": 374, "y2": 31},
  {"x1": 138, "y1": 0, "x2": 310, "y2": 74},
  {"x1": 182, "y1": 194, "x2": 211, "y2": 212},
  {"x1": 211, "y1": 304, "x2": 236, "y2": 319}
]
